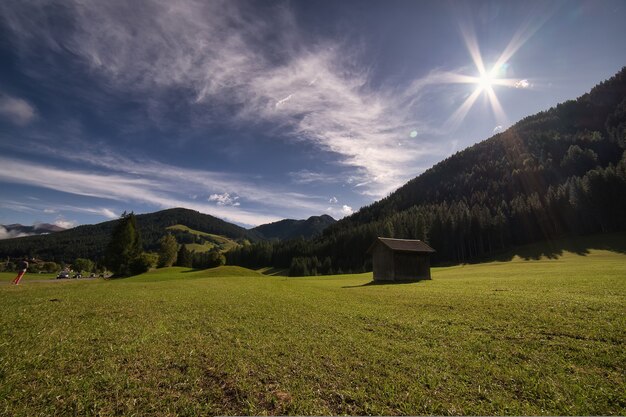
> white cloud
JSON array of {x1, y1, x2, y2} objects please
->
[
  {"x1": 0, "y1": 225, "x2": 32, "y2": 240},
  {"x1": 208, "y1": 192, "x2": 240, "y2": 206},
  {"x1": 0, "y1": 94, "x2": 36, "y2": 125},
  {"x1": 325, "y1": 203, "x2": 354, "y2": 218},
  {"x1": 514, "y1": 79, "x2": 530, "y2": 89},
  {"x1": 54, "y1": 218, "x2": 77, "y2": 229},
  {"x1": 329, "y1": 196, "x2": 338, "y2": 204},
  {"x1": 493, "y1": 125, "x2": 503, "y2": 133},
  {"x1": 0, "y1": 0, "x2": 446, "y2": 198}
]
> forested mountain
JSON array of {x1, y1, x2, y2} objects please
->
[
  {"x1": 0, "y1": 208, "x2": 261, "y2": 262},
  {"x1": 252, "y1": 215, "x2": 336, "y2": 240},
  {"x1": 228, "y1": 67, "x2": 626, "y2": 274}
]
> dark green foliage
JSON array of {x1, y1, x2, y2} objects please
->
[
  {"x1": 175, "y1": 245, "x2": 193, "y2": 268},
  {"x1": 227, "y1": 241, "x2": 274, "y2": 268},
  {"x1": 104, "y1": 213, "x2": 143, "y2": 277},
  {"x1": 560, "y1": 144, "x2": 599, "y2": 175},
  {"x1": 606, "y1": 98, "x2": 626, "y2": 147},
  {"x1": 39, "y1": 261, "x2": 59, "y2": 273},
  {"x1": 129, "y1": 252, "x2": 158, "y2": 275},
  {"x1": 289, "y1": 257, "x2": 310, "y2": 276},
  {"x1": 288, "y1": 256, "x2": 332, "y2": 276},
  {"x1": 191, "y1": 249, "x2": 226, "y2": 269},
  {"x1": 0, "y1": 261, "x2": 16, "y2": 272},
  {"x1": 73, "y1": 258, "x2": 94, "y2": 274},
  {"x1": 229, "y1": 67, "x2": 626, "y2": 275},
  {"x1": 157, "y1": 234, "x2": 178, "y2": 268}
]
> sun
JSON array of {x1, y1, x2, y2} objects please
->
[
  {"x1": 477, "y1": 70, "x2": 495, "y2": 92},
  {"x1": 435, "y1": 22, "x2": 535, "y2": 129}
]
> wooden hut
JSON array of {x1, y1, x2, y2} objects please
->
[{"x1": 367, "y1": 237, "x2": 435, "y2": 281}]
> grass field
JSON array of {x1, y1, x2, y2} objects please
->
[
  {"x1": 0, "y1": 272, "x2": 57, "y2": 282},
  {"x1": 0, "y1": 240, "x2": 625, "y2": 415},
  {"x1": 166, "y1": 224, "x2": 239, "y2": 253}
]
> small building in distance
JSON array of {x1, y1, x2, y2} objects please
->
[{"x1": 367, "y1": 237, "x2": 436, "y2": 282}]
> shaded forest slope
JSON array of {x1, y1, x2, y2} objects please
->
[{"x1": 252, "y1": 215, "x2": 336, "y2": 240}]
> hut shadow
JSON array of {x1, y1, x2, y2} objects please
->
[{"x1": 342, "y1": 278, "x2": 430, "y2": 288}]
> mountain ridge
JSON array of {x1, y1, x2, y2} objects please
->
[
  {"x1": 0, "y1": 208, "x2": 336, "y2": 262},
  {"x1": 252, "y1": 214, "x2": 336, "y2": 240}
]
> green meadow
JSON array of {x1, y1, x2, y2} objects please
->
[
  {"x1": 0, "y1": 242, "x2": 625, "y2": 416},
  {"x1": 166, "y1": 224, "x2": 239, "y2": 253}
]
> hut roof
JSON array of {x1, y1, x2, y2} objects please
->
[{"x1": 367, "y1": 237, "x2": 436, "y2": 254}]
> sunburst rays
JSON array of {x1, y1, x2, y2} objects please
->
[{"x1": 438, "y1": 11, "x2": 555, "y2": 130}]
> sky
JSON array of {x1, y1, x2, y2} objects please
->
[{"x1": 0, "y1": 0, "x2": 625, "y2": 231}]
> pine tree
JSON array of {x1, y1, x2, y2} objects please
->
[
  {"x1": 176, "y1": 244, "x2": 193, "y2": 268},
  {"x1": 104, "y1": 212, "x2": 143, "y2": 276}
]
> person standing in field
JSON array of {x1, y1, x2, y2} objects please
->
[{"x1": 12, "y1": 258, "x2": 28, "y2": 285}]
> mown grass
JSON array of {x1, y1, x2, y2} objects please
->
[{"x1": 0, "y1": 241, "x2": 624, "y2": 416}]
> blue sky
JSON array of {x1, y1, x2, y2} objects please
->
[{"x1": 0, "y1": 0, "x2": 625, "y2": 231}]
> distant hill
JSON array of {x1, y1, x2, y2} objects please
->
[
  {"x1": 0, "y1": 223, "x2": 65, "y2": 240},
  {"x1": 166, "y1": 224, "x2": 240, "y2": 253},
  {"x1": 228, "y1": 67, "x2": 626, "y2": 274},
  {"x1": 0, "y1": 208, "x2": 261, "y2": 262},
  {"x1": 252, "y1": 215, "x2": 336, "y2": 240}
]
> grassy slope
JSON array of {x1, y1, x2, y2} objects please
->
[
  {"x1": 167, "y1": 224, "x2": 239, "y2": 252},
  {"x1": 0, "y1": 245, "x2": 624, "y2": 415}
]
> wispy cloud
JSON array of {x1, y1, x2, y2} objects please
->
[
  {"x1": 289, "y1": 170, "x2": 341, "y2": 185},
  {"x1": 0, "y1": 93, "x2": 36, "y2": 125},
  {"x1": 0, "y1": 154, "x2": 318, "y2": 226},
  {"x1": 515, "y1": 79, "x2": 530, "y2": 89},
  {"x1": 27, "y1": 142, "x2": 332, "y2": 214},
  {"x1": 0, "y1": 0, "x2": 448, "y2": 198},
  {"x1": 53, "y1": 206, "x2": 118, "y2": 220}
]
